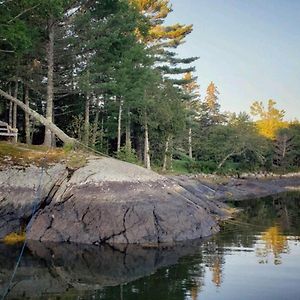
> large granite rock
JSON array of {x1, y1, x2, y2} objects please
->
[{"x1": 27, "y1": 157, "x2": 225, "y2": 244}]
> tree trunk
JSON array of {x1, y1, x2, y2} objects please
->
[
  {"x1": 8, "y1": 83, "x2": 12, "y2": 126},
  {"x1": 24, "y1": 85, "x2": 31, "y2": 144},
  {"x1": 100, "y1": 115, "x2": 104, "y2": 150},
  {"x1": 144, "y1": 112, "x2": 151, "y2": 170},
  {"x1": 84, "y1": 94, "x2": 90, "y2": 145},
  {"x1": 0, "y1": 88, "x2": 75, "y2": 145},
  {"x1": 12, "y1": 79, "x2": 18, "y2": 129},
  {"x1": 217, "y1": 148, "x2": 246, "y2": 169},
  {"x1": 44, "y1": 18, "x2": 55, "y2": 147},
  {"x1": 91, "y1": 105, "x2": 99, "y2": 147},
  {"x1": 170, "y1": 138, "x2": 174, "y2": 171},
  {"x1": 125, "y1": 107, "x2": 131, "y2": 151},
  {"x1": 162, "y1": 135, "x2": 170, "y2": 171},
  {"x1": 188, "y1": 126, "x2": 193, "y2": 159},
  {"x1": 117, "y1": 97, "x2": 123, "y2": 152}
]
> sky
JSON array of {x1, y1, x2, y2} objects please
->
[{"x1": 167, "y1": 0, "x2": 300, "y2": 120}]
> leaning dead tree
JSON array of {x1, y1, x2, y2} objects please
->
[{"x1": 0, "y1": 88, "x2": 75, "y2": 145}]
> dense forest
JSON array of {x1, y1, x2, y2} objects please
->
[{"x1": 0, "y1": 0, "x2": 300, "y2": 174}]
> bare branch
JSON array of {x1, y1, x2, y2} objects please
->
[{"x1": 8, "y1": 4, "x2": 40, "y2": 24}]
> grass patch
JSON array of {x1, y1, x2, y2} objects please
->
[
  {"x1": 66, "y1": 152, "x2": 87, "y2": 170},
  {"x1": 0, "y1": 142, "x2": 67, "y2": 167},
  {"x1": 0, "y1": 142, "x2": 89, "y2": 169},
  {"x1": 3, "y1": 232, "x2": 26, "y2": 244},
  {"x1": 171, "y1": 160, "x2": 190, "y2": 174}
]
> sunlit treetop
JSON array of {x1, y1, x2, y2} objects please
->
[
  {"x1": 250, "y1": 100, "x2": 287, "y2": 139},
  {"x1": 183, "y1": 71, "x2": 200, "y2": 95},
  {"x1": 129, "y1": 0, "x2": 193, "y2": 47},
  {"x1": 205, "y1": 81, "x2": 220, "y2": 112}
]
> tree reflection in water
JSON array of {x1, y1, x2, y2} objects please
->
[
  {"x1": 0, "y1": 192, "x2": 299, "y2": 300},
  {"x1": 256, "y1": 226, "x2": 289, "y2": 265}
]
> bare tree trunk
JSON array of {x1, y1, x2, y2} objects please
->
[
  {"x1": 170, "y1": 138, "x2": 174, "y2": 171},
  {"x1": 125, "y1": 107, "x2": 131, "y2": 151},
  {"x1": 84, "y1": 94, "x2": 90, "y2": 145},
  {"x1": 12, "y1": 79, "x2": 18, "y2": 128},
  {"x1": 8, "y1": 83, "x2": 12, "y2": 126},
  {"x1": 217, "y1": 149, "x2": 246, "y2": 169},
  {"x1": 91, "y1": 105, "x2": 99, "y2": 147},
  {"x1": 144, "y1": 113, "x2": 151, "y2": 170},
  {"x1": 117, "y1": 97, "x2": 123, "y2": 152},
  {"x1": 44, "y1": 18, "x2": 55, "y2": 147},
  {"x1": 100, "y1": 116, "x2": 104, "y2": 150},
  {"x1": 282, "y1": 134, "x2": 287, "y2": 158},
  {"x1": 188, "y1": 126, "x2": 193, "y2": 159},
  {"x1": 24, "y1": 85, "x2": 31, "y2": 144},
  {"x1": 0, "y1": 88, "x2": 75, "y2": 145},
  {"x1": 162, "y1": 135, "x2": 170, "y2": 171}
]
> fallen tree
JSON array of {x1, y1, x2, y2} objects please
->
[{"x1": 0, "y1": 88, "x2": 75, "y2": 145}]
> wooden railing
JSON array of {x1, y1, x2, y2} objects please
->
[{"x1": 0, "y1": 121, "x2": 18, "y2": 143}]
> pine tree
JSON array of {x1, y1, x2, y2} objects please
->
[
  {"x1": 130, "y1": 0, "x2": 192, "y2": 47},
  {"x1": 203, "y1": 81, "x2": 223, "y2": 125},
  {"x1": 182, "y1": 72, "x2": 200, "y2": 159}
]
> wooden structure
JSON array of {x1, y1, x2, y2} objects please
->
[{"x1": 0, "y1": 121, "x2": 18, "y2": 143}]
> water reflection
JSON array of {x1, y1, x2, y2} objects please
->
[
  {"x1": 257, "y1": 226, "x2": 289, "y2": 265},
  {"x1": 0, "y1": 192, "x2": 300, "y2": 300}
]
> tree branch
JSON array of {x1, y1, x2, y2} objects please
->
[{"x1": 8, "y1": 4, "x2": 40, "y2": 24}]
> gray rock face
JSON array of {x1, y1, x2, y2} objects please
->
[
  {"x1": 27, "y1": 158, "x2": 224, "y2": 244},
  {"x1": 0, "y1": 157, "x2": 227, "y2": 244},
  {"x1": 27, "y1": 181, "x2": 220, "y2": 244},
  {"x1": 0, "y1": 164, "x2": 67, "y2": 238}
]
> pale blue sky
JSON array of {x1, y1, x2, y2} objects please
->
[{"x1": 167, "y1": 0, "x2": 300, "y2": 120}]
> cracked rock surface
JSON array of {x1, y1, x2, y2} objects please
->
[
  {"x1": 26, "y1": 158, "x2": 224, "y2": 244},
  {"x1": 0, "y1": 164, "x2": 67, "y2": 238}
]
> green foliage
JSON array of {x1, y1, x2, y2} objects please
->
[
  {"x1": 0, "y1": 0, "x2": 298, "y2": 177},
  {"x1": 116, "y1": 146, "x2": 139, "y2": 164},
  {"x1": 171, "y1": 160, "x2": 189, "y2": 174},
  {"x1": 192, "y1": 113, "x2": 271, "y2": 173},
  {"x1": 187, "y1": 160, "x2": 217, "y2": 174}
]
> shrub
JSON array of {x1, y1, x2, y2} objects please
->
[{"x1": 116, "y1": 146, "x2": 139, "y2": 164}]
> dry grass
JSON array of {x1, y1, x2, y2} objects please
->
[
  {"x1": 0, "y1": 142, "x2": 67, "y2": 167},
  {"x1": 0, "y1": 142, "x2": 88, "y2": 170},
  {"x1": 3, "y1": 232, "x2": 26, "y2": 244}
]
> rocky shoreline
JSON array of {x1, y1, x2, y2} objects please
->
[{"x1": 0, "y1": 157, "x2": 299, "y2": 245}]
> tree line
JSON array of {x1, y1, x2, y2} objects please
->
[{"x1": 0, "y1": 0, "x2": 299, "y2": 173}]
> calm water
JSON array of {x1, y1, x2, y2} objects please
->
[{"x1": 1, "y1": 193, "x2": 300, "y2": 300}]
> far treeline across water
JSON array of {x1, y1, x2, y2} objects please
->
[{"x1": 0, "y1": 0, "x2": 299, "y2": 174}]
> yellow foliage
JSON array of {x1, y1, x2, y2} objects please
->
[
  {"x1": 205, "y1": 81, "x2": 219, "y2": 111},
  {"x1": 250, "y1": 100, "x2": 286, "y2": 139},
  {"x1": 3, "y1": 232, "x2": 26, "y2": 244},
  {"x1": 183, "y1": 72, "x2": 200, "y2": 94},
  {"x1": 255, "y1": 119, "x2": 288, "y2": 139}
]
